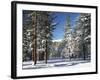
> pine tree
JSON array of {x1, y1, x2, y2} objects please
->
[
  {"x1": 23, "y1": 11, "x2": 35, "y2": 61},
  {"x1": 58, "y1": 16, "x2": 74, "y2": 59},
  {"x1": 73, "y1": 13, "x2": 91, "y2": 60}
]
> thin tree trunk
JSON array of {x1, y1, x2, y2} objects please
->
[
  {"x1": 32, "y1": 12, "x2": 37, "y2": 65},
  {"x1": 83, "y1": 44, "x2": 86, "y2": 60},
  {"x1": 45, "y1": 40, "x2": 48, "y2": 64}
]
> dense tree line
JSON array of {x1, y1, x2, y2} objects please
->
[{"x1": 23, "y1": 11, "x2": 57, "y2": 62}]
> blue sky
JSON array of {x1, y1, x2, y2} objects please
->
[{"x1": 52, "y1": 12, "x2": 80, "y2": 40}]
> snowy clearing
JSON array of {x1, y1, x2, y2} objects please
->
[{"x1": 22, "y1": 59, "x2": 90, "y2": 69}]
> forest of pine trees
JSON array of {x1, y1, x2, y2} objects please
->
[
  {"x1": 23, "y1": 11, "x2": 91, "y2": 63},
  {"x1": 23, "y1": 11, "x2": 57, "y2": 62},
  {"x1": 57, "y1": 13, "x2": 91, "y2": 60}
]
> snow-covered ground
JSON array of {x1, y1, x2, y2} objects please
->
[{"x1": 22, "y1": 59, "x2": 90, "y2": 69}]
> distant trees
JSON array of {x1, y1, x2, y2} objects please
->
[{"x1": 50, "y1": 41, "x2": 62, "y2": 58}]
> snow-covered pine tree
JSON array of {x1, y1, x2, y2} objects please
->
[
  {"x1": 23, "y1": 11, "x2": 35, "y2": 62},
  {"x1": 73, "y1": 13, "x2": 91, "y2": 60},
  {"x1": 58, "y1": 16, "x2": 74, "y2": 60},
  {"x1": 80, "y1": 13, "x2": 91, "y2": 60}
]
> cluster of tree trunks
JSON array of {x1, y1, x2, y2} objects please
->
[{"x1": 23, "y1": 11, "x2": 56, "y2": 65}]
